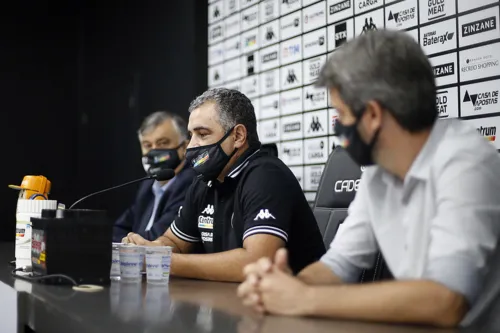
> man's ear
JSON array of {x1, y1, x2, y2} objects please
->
[
  {"x1": 363, "y1": 100, "x2": 384, "y2": 132},
  {"x1": 233, "y1": 124, "x2": 247, "y2": 149}
]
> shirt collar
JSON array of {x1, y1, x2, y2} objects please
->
[
  {"x1": 152, "y1": 175, "x2": 176, "y2": 196},
  {"x1": 405, "y1": 120, "x2": 448, "y2": 181},
  {"x1": 226, "y1": 147, "x2": 261, "y2": 179}
]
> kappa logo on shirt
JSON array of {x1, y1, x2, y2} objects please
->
[
  {"x1": 254, "y1": 209, "x2": 276, "y2": 221},
  {"x1": 202, "y1": 204, "x2": 214, "y2": 215}
]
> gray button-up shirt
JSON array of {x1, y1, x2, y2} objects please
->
[{"x1": 321, "y1": 119, "x2": 500, "y2": 305}]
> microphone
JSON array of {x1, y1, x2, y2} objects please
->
[{"x1": 69, "y1": 169, "x2": 175, "y2": 209}]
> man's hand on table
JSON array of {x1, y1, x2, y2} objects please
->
[
  {"x1": 122, "y1": 232, "x2": 161, "y2": 246},
  {"x1": 237, "y1": 248, "x2": 309, "y2": 315}
]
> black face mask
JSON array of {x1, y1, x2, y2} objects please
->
[
  {"x1": 142, "y1": 143, "x2": 184, "y2": 176},
  {"x1": 185, "y1": 127, "x2": 237, "y2": 182},
  {"x1": 334, "y1": 116, "x2": 380, "y2": 166}
]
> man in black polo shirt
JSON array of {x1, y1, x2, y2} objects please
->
[{"x1": 124, "y1": 88, "x2": 325, "y2": 282}]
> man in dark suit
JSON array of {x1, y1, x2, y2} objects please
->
[{"x1": 113, "y1": 111, "x2": 196, "y2": 242}]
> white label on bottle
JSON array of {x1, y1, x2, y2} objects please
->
[
  {"x1": 120, "y1": 252, "x2": 141, "y2": 279},
  {"x1": 110, "y1": 248, "x2": 121, "y2": 276},
  {"x1": 146, "y1": 253, "x2": 171, "y2": 282},
  {"x1": 15, "y1": 222, "x2": 32, "y2": 264}
]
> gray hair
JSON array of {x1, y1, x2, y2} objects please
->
[
  {"x1": 137, "y1": 111, "x2": 188, "y2": 141},
  {"x1": 316, "y1": 29, "x2": 437, "y2": 132},
  {"x1": 188, "y1": 88, "x2": 260, "y2": 147}
]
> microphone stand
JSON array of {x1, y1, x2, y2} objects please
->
[{"x1": 69, "y1": 176, "x2": 152, "y2": 209}]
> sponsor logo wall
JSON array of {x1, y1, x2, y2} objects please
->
[{"x1": 208, "y1": 0, "x2": 500, "y2": 203}]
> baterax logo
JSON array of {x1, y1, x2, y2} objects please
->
[
  {"x1": 436, "y1": 90, "x2": 450, "y2": 118},
  {"x1": 305, "y1": 9, "x2": 325, "y2": 24},
  {"x1": 358, "y1": 0, "x2": 380, "y2": 11},
  {"x1": 335, "y1": 22, "x2": 348, "y2": 47},
  {"x1": 427, "y1": 0, "x2": 446, "y2": 20},
  {"x1": 308, "y1": 140, "x2": 325, "y2": 159},
  {"x1": 422, "y1": 30, "x2": 454, "y2": 47},
  {"x1": 306, "y1": 91, "x2": 326, "y2": 103},
  {"x1": 213, "y1": 70, "x2": 220, "y2": 82},
  {"x1": 477, "y1": 126, "x2": 497, "y2": 142},
  {"x1": 462, "y1": 54, "x2": 500, "y2": 73},
  {"x1": 463, "y1": 89, "x2": 499, "y2": 111},
  {"x1": 304, "y1": 36, "x2": 325, "y2": 49},
  {"x1": 330, "y1": 0, "x2": 351, "y2": 15},
  {"x1": 284, "y1": 122, "x2": 301, "y2": 133},
  {"x1": 308, "y1": 116, "x2": 324, "y2": 133},
  {"x1": 388, "y1": 7, "x2": 416, "y2": 27},
  {"x1": 462, "y1": 17, "x2": 497, "y2": 37},
  {"x1": 282, "y1": 17, "x2": 300, "y2": 30},
  {"x1": 283, "y1": 147, "x2": 301, "y2": 157},
  {"x1": 360, "y1": 17, "x2": 378, "y2": 34},
  {"x1": 334, "y1": 179, "x2": 360, "y2": 192},
  {"x1": 433, "y1": 62, "x2": 455, "y2": 77},
  {"x1": 262, "y1": 51, "x2": 278, "y2": 63},
  {"x1": 282, "y1": 43, "x2": 300, "y2": 58}
]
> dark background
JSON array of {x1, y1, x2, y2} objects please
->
[{"x1": 0, "y1": 1, "x2": 208, "y2": 241}]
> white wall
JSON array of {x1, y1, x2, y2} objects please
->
[{"x1": 208, "y1": 0, "x2": 500, "y2": 203}]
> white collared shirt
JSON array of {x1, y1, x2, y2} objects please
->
[{"x1": 321, "y1": 119, "x2": 500, "y2": 305}]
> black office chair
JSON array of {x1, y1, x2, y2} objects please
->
[
  {"x1": 312, "y1": 146, "x2": 392, "y2": 283},
  {"x1": 260, "y1": 143, "x2": 278, "y2": 157}
]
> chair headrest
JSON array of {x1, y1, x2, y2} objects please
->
[{"x1": 315, "y1": 146, "x2": 364, "y2": 209}]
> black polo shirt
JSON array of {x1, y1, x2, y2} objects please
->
[{"x1": 170, "y1": 147, "x2": 326, "y2": 273}]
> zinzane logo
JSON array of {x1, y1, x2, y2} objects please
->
[
  {"x1": 334, "y1": 179, "x2": 360, "y2": 192},
  {"x1": 433, "y1": 62, "x2": 454, "y2": 77},
  {"x1": 254, "y1": 209, "x2": 276, "y2": 220},
  {"x1": 331, "y1": 0, "x2": 351, "y2": 15},
  {"x1": 462, "y1": 17, "x2": 497, "y2": 37}
]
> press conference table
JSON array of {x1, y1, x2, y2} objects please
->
[{"x1": 0, "y1": 243, "x2": 488, "y2": 333}]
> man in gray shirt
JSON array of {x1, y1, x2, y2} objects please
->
[{"x1": 237, "y1": 30, "x2": 500, "y2": 327}]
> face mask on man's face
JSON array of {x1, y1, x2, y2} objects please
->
[
  {"x1": 334, "y1": 112, "x2": 380, "y2": 166},
  {"x1": 184, "y1": 127, "x2": 237, "y2": 182},
  {"x1": 142, "y1": 143, "x2": 184, "y2": 177}
]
